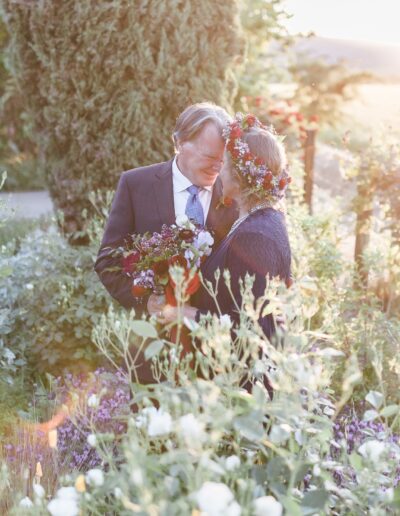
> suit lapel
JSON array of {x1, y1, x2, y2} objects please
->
[
  {"x1": 206, "y1": 177, "x2": 223, "y2": 230},
  {"x1": 153, "y1": 160, "x2": 176, "y2": 226}
]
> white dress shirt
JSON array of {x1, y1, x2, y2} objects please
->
[{"x1": 172, "y1": 156, "x2": 213, "y2": 221}]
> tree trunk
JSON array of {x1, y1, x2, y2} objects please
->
[{"x1": 303, "y1": 129, "x2": 317, "y2": 214}]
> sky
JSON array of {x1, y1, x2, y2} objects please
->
[{"x1": 283, "y1": 0, "x2": 400, "y2": 46}]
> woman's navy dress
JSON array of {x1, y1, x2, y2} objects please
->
[{"x1": 195, "y1": 207, "x2": 291, "y2": 339}]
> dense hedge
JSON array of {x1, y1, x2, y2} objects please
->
[{"x1": 0, "y1": 0, "x2": 244, "y2": 237}]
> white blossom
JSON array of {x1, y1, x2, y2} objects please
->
[
  {"x1": 358, "y1": 440, "x2": 386, "y2": 463},
  {"x1": 47, "y1": 487, "x2": 79, "y2": 516},
  {"x1": 87, "y1": 433, "x2": 97, "y2": 447},
  {"x1": 178, "y1": 413, "x2": 205, "y2": 445},
  {"x1": 253, "y1": 496, "x2": 283, "y2": 516},
  {"x1": 33, "y1": 483, "x2": 46, "y2": 499},
  {"x1": 19, "y1": 497, "x2": 34, "y2": 508},
  {"x1": 219, "y1": 314, "x2": 232, "y2": 330},
  {"x1": 86, "y1": 468, "x2": 105, "y2": 487},
  {"x1": 225, "y1": 455, "x2": 240, "y2": 471},
  {"x1": 147, "y1": 408, "x2": 172, "y2": 437},
  {"x1": 87, "y1": 394, "x2": 98, "y2": 408},
  {"x1": 194, "y1": 481, "x2": 241, "y2": 516}
]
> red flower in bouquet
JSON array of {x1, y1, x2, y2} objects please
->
[{"x1": 122, "y1": 251, "x2": 140, "y2": 274}]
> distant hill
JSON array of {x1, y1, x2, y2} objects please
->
[{"x1": 293, "y1": 36, "x2": 400, "y2": 79}]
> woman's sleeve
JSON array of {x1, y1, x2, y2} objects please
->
[{"x1": 224, "y1": 231, "x2": 288, "y2": 334}]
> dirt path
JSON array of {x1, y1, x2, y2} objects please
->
[{"x1": 0, "y1": 190, "x2": 54, "y2": 219}]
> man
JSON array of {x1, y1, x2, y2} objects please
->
[{"x1": 95, "y1": 102, "x2": 238, "y2": 312}]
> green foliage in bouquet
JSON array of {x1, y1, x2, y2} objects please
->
[{"x1": 0, "y1": 0, "x2": 243, "y2": 239}]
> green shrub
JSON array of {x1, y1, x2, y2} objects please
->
[{"x1": 0, "y1": 225, "x2": 117, "y2": 376}]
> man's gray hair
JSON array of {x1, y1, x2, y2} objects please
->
[{"x1": 173, "y1": 102, "x2": 232, "y2": 147}]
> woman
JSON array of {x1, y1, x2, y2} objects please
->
[{"x1": 152, "y1": 113, "x2": 292, "y2": 340}]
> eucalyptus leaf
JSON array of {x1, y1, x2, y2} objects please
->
[
  {"x1": 130, "y1": 320, "x2": 158, "y2": 339},
  {"x1": 380, "y1": 405, "x2": 399, "y2": 418},
  {"x1": 234, "y1": 415, "x2": 264, "y2": 441},
  {"x1": 365, "y1": 390, "x2": 384, "y2": 410},
  {"x1": 301, "y1": 489, "x2": 329, "y2": 514},
  {"x1": 144, "y1": 339, "x2": 165, "y2": 360}
]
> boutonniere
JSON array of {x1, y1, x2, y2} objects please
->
[{"x1": 216, "y1": 196, "x2": 233, "y2": 210}]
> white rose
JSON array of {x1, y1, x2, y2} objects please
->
[
  {"x1": 86, "y1": 468, "x2": 104, "y2": 487},
  {"x1": 225, "y1": 455, "x2": 240, "y2": 471},
  {"x1": 358, "y1": 440, "x2": 386, "y2": 463},
  {"x1": 195, "y1": 481, "x2": 241, "y2": 516},
  {"x1": 147, "y1": 408, "x2": 172, "y2": 437},
  {"x1": 176, "y1": 214, "x2": 190, "y2": 226},
  {"x1": 178, "y1": 413, "x2": 205, "y2": 445},
  {"x1": 194, "y1": 230, "x2": 214, "y2": 251},
  {"x1": 253, "y1": 496, "x2": 283, "y2": 516}
]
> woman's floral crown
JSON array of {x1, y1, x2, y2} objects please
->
[{"x1": 223, "y1": 113, "x2": 291, "y2": 203}]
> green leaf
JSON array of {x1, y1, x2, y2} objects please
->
[
  {"x1": 349, "y1": 452, "x2": 363, "y2": 471},
  {"x1": 234, "y1": 415, "x2": 264, "y2": 441},
  {"x1": 363, "y1": 409, "x2": 379, "y2": 422},
  {"x1": 130, "y1": 320, "x2": 158, "y2": 339},
  {"x1": 144, "y1": 340, "x2": 165, "y2": 361},
  {"x1": 365, "y1": 390, "x2": 384, "y2": 410},
  {"x1": 300, "y1": 489, "x2": 329, "y2": 514},
  {"x1": 380, "y1": 405, "x2": 399, "y2": 418}
]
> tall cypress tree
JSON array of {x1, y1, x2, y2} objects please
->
[{"x1": 1, "y1": 1, "x2": 243, "y2": 241}]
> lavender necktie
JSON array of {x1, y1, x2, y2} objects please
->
[{"x1": 185, "y1": 185, "x2": 204, "y2": 226}]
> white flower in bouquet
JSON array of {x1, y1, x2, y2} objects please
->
[
  {"x1": 48, "y1": 487, "x2": 79, "y2": 516},
  {"x1": 225, "y1": 455, "x2": 240, "y2": 471},
  {"x1": 253, "y1": 495, "x2": 283, "y2": 516},
  {"x1": 178, "y1": 413, "x2": 205, "y2": 445},
  {"x1": 86, "y1": 468, "x2": 105, "y2": 487},
  {"x1": 358, "y1": 440, "x2": 386, "y2": 463},
  {"x1": 147, "y1": 408, "x2": 173, "y2": 437},
  {"x1": 194, "y1": 230, "x2": 214, "y2": 255},
  {"x1": 194, "y1": 481, "x2": 241, "y2": 516},
  {"x1": 176, "y1": 214, "x2": 190, "y2": 227}
]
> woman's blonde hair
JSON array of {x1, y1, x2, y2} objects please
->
[{"x1": 243, "y1": 128, "x2": 287, "y2": 176}]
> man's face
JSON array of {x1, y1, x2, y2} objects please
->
[{"x1": 176, "y1": 122, "x2": 225, "y2": 187}]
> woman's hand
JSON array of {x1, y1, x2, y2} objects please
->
[{"x1": 147, "y1": 294, "x2": 198, "y2": 324}]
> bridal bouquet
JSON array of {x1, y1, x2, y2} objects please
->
[{"x1": 120, "y1": 215, "x2": 214, "y2": 304}]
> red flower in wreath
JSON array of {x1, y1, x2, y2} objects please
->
[{"x1": 245, "y1": 114, "x2": 257, "y2": 127}]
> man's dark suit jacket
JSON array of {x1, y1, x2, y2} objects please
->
[{"x1": 95, "y1": 158, "x2": 238, "y2": 310}]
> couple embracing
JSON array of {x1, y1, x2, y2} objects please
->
[{"x1": 95, "y1": 102, "x2": 292, "y2": 383}]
